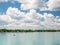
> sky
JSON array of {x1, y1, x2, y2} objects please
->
[{"x1": 0, "y1": 0, "x2": 60, "y2": 30}]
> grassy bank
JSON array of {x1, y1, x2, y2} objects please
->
[{"x1": 0, "y1": 29, "x2": 60, "y2": 32}]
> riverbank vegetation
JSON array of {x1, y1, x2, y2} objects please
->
[{"x1": 0, "y1": 29, "x2": 60, "y2": 32}]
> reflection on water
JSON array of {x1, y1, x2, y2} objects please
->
[{"x1": 0, "y1": 32, "x2": 60, "y2": 45}]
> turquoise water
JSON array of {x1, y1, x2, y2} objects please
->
[{"x1": 0, "y1": 32, "x2": 60, "y2": 45}]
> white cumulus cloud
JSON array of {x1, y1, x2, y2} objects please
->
[
  {"x1": 47, "y1": 0, "x2": 60, "y2": 11},
  {"x1": 0, "y1": 0, "x2": 8, "y2": 2},
  {"x1": 0, "y1": 7, "x2": 60, "y2": 30},
  {"x1": 0, "y1": 0, "x2": 60, "y2": 11},
  {"x1": 18, "y1": 0, "x2": 46, "y2": 10}
]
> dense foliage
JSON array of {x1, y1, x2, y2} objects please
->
[{"x1": 0, "y1": 29, "x2": 60, "y2": 32}]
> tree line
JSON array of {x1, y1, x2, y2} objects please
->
[{"x1": 0, "y1": 29, "x2": 60, "y2": 32}]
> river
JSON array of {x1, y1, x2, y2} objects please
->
[{"x1": 0, "y1": 32, "x2": 60, "y2": 45}]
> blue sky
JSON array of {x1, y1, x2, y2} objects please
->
[{"x1": 0, "y1": 0, "x2": 60, "y2": 29}]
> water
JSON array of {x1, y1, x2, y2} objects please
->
[{"x1": 0, "y1": 32, "x2": 60, "y2": 45}]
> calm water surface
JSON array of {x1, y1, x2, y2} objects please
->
[{"x1": 0, "y1": 32, "x2": 60, "y2": 45}]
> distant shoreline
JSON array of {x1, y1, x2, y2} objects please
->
[{"x1": 0, "y1": 29, "x2": 60, "y2": 32}]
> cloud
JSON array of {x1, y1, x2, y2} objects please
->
[
  {"x1": 0, "y1": 0, "x2": 8, "y2": 2},
  {"x1": 0, "y1": 0, "x2": 60, "y2": 11},
  {"x1": 47, "y1": 0, "x2": 60, "y2": 11},
  {"x1": 19, "y1": 0, "x2": 60, "y2": 11},
  {"x1": 0, "y1": 0, "x2": 47, "y2": 10},
  {"x1": 18, "y1": 0, "x2": 46, "y2": 10},
  {"x1": 0, "y1": 7, "x2": 60, "y2": 29}
]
